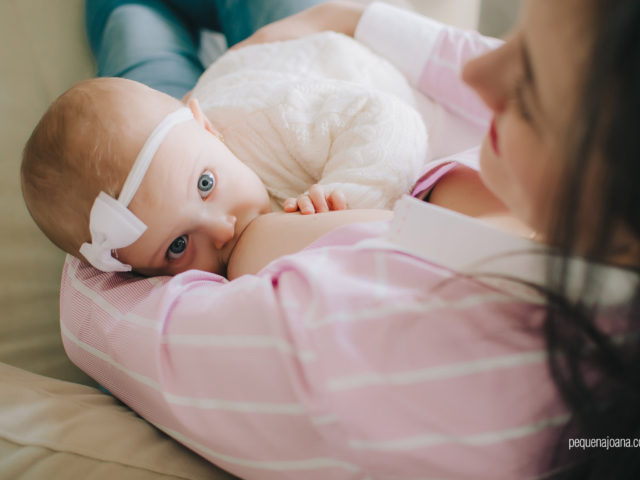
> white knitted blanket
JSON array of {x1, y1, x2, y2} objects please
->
[{"x1": 190, "y1": 32, "x2": 428, "y2": 211}]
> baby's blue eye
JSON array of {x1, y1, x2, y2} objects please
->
[
  {"x1": 198, "y1": 170, "x2": 215, "y2": 198},
  {"x1": 168, "y1": 235, "x2": 188, "y2": 260}
]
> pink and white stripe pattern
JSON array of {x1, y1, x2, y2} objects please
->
[{"x1": 61, "y1": 205, "x2": 573, "y2": 479}]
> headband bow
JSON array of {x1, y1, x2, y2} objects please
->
[{"x1": 79, "y1": 107, "x2": 194, "y2": 272}]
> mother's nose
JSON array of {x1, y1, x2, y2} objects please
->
[
  {"x1": 204, "y1": 214, "x2": 237, "y2": 250},
  {"x1": 462, "y1": 39, "x2": 519, "y2": 114}
]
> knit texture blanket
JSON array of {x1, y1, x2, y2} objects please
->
[{"x1": 190, "y1": 32, "x2": 428, "y2": 210}]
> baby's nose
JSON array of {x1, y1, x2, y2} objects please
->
[{"x1": 210, "y1": 214, "x2": 236, "y2": 250}]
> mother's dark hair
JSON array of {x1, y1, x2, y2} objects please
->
[{"x1": 544, "y1": 0, "x2": 640, "y2": 477}]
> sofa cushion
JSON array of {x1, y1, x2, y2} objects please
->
[{"x1": 0, "y1": 362, "x2": 236, "y2": 480}]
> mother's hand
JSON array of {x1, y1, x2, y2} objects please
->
[
  {"x1": 227, "y1": 209, "x2": 393, "y2": 279},
  {"x1": 231, "y1": 1, "x2": 365, "y2": 50}
]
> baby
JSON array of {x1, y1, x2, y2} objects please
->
[
  {"x1": 21, "y1": 32, "x2": 429, "y2": 277},
  {"x1": 187, "y1": 31, "x2": 429, "y2": 212}
]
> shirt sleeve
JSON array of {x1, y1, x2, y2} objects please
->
[{"x1": 355, "y1": 1, "x2": 504, "y2": 128}]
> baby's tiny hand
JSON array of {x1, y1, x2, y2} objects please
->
[{"x1": 283, "y1": 185, "x2": 347, "y2": 214}]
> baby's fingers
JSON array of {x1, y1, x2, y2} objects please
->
[
  {"x1": 283, "y1": 197, "x2": 298, "y2": 212},
  {"x1": 327, "y1": 190, "x2": 347, "y2": 211},
  {"x1": 283, "y1": 195, "x2": 315, "y2": 214},
  {"x1": 283, "y1": 187, "x2": 345, "y2": 214},
  {"x1": 296, "y1": 195, "x2": 316, "y2": 215},
  {"x1": 308, "y1": 185, "x2": 329, "y2": 213}
]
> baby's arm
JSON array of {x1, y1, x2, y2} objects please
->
[
  {"x1": 231, "y1": 1, "x2": 365, "y2": 50},
  {"x1": 279, "y1": 82, "x2": 428, "y2": 213}
]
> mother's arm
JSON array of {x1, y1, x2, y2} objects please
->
[
  {"x1": 230, "y1": 1, "x2": 365, "y2": 49},
  {"x1": 227, "y1": 209, "x2": 393, "y2": 279}
]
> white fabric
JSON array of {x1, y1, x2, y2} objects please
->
[
  {"x1": 79, "y1": 108, "x2": 194, "y2": 272},
  {"x1": 355, "y1": 1, "x2": 445, "y2": 85},
  {"x1": 78, "y1": 192, "x2": 147, "y2": 272},
  {"x1": 190, "y1": 32, "x2": 429, "y2": 211}
]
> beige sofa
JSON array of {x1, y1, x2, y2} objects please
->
[{"x1": 0, "y1": 1, "x2": 514, "y2": 478}]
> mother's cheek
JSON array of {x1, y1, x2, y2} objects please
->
[{"x1": 478, "y1": 137, "x2": 508, "y2": 201}]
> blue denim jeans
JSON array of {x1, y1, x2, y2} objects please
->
[{"x1": 86, "y1": 0, "x2": 326, "y2": 98}]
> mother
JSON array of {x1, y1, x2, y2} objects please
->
[{"x1": 64, "y1": 1, "x2": 639, "y2": 479}]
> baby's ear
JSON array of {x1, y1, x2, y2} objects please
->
[{"x1": 188, "y1": 98, "x2": 223, "y2": 138}]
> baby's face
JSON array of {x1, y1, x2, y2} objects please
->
[{"x1": 116, "y1": 107, "x2": 271, "y2": 277}]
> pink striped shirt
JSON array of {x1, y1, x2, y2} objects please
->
[
  {"x1": 61, "y1": 194, "x2": 636, "y2": 479},
  {"x1": 61, "y1": 198, "x2": 561, "y2": 480},
  {"x1": 58, "y1": 3, "x2": 637, "y2": 479}
]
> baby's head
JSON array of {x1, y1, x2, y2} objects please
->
[{"x1": 21, "y1": 77, "x2": 271, "y2": 276}]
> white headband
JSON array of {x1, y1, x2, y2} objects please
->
[{"x1": 79, "y1": 107, "x2": 194, "y2": 272}]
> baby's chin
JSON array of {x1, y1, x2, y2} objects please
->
[
  {"x1": 132, "y1": 264, "x2": 172, "y2": 277},
  {"x1": 135, "y1": 261, "x2": 223, "y2": 278}
]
